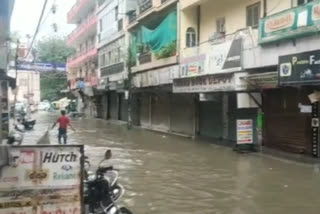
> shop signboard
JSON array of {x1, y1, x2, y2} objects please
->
[
  {"x1": 133, "y1": 65, "x2": 179, "y2": 88},
  {"x1": 208, "y1": 38, "x2": 242, "y2": 74},
  {"x1": 180, "y1": 55, "x2": 206, "y2": 77},
  {"x1": 237, "y1": 120, "x2": 253, "y2": 144},
  {"x1": 173, "y1": 73, "x2": 235, "y2": 93},
  {"x1": 279, "y1": 50, "x2": 320, "y2": 86},
  {"x1": 0, "y1": 145, "x2": 84, "y2": 214},
  {"x1": 259, "y1": 1, "x2": 320, "y2": 44}
]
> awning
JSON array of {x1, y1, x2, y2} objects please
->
[
  {"x1": 0, "y1": 72, "x2": 16, "y2": 89},
  {"x1": 241, "y1": 72, "x2": 278, "y2": 89}
]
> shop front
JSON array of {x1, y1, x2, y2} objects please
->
[
  {"x1": 173, "y1": 72, "x2": 257, "y2": 145},
  {"x1": 263, "y1": 50, "x2": 320, "y2": 157}
]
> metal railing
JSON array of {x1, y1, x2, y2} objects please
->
[
  {"x1": 139, "y1": 0, "x2": 153, "y2": 14},
  {"x1": 128, "y1": 10, "x2": 137, "y2": 23},
  {"x1": 138, "y1": 52, "x2": 152, "y2": 64},
  {"x1": 68, "y1": 14, "x2": 96, "y2": 42}
]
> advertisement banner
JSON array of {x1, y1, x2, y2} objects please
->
[
  {"x1": 180, "y1": 55, "x2": 206, "y2": 77},
  {"x1": 237, "y1": 120, "x2": 253, "y2": 144},
  {"x1": 208, "y1": 38, "x2": 242, "y2": 73},
  {"x1": 0, "y1": 145, "x2": 84, "y2": 214},
  {"x1": 259, "y1": 1, "x2": 320, "y2": 44},
  {"x1": 279, "y1": 50, "x2": 320, "y2": 86}
]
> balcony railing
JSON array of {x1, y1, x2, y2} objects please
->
[
  {"x1": 139, "y1": 0, "x2": 153, "y2": 14},
  {"x1": 100, "y1": 62, "x2": 125, "y2": 77},
  {"x1": 67, "y1": 47, "x2": 98, "y2": 68},
  {"x1": 128, "y1": 11, "x2": 137, "y2": 24},
  {"x1": 138, "y1": 52, "x2": 152, "y2": 65},
  {"x1": 67, "y1": 14, "x2": 97, "y2": 45},
  {"x1": 67, "y1": 0, "x2": 90, "y2": 23}
]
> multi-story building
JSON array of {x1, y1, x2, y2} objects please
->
[
  {"x1": 0, "y1": 0, "x2": 16, "y2": 140},
  {"x1": 67, "y1": 0, "x2": 99, "y2": 117},
  {"x1": 176, "y1": 0, "x2": 320, "y2": 157},
  {"x1": 95, "y1": 0, "x2": 136, "y2": 121},
  {"x1": 127, "y1": 0, "x2": 197, "y2": 136}
]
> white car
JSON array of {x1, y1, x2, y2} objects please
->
[{"x1": 38, "y1": 101, "x2": 51, "y2": 111}]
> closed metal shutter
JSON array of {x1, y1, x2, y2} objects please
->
[
  {"x1": 109, "y1": 92, "x2": 118, "y2": 120},
  {"x1": 199, "y1": 100, "x2": 223, "y2": 139},
  {"x1": 140, "y1": 93, "x2": 150, "y2": 128},
  {"x1": 171, "y1": 94, "x2": 195, "y2": 136},
  {"x1": 264, "y1": 88, "x2": 311, "y2": 154},
  {"x1": 151, "y1": 93, "x2": 170, "y2": 132}
]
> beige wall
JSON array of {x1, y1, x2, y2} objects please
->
[
  {"x1": 7, "y1": 70, "x2": 41, "y2": 105},
  {"x1": 180, "y1": 0, "x2": 295, "y2": 55}
]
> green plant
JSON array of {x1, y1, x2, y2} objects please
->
[{"x1": 155, "y1": 41, "x2": 176, "y2": 59}]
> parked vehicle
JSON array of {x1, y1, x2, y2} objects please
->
[
  {"x1": 7, "y1": 124, "x2": 25, "y2": 145},
  {"x1": 84, "y1": 150, "x2": 133, "y2": 214},
  {"x1": 39, "y1": 101, "x2": 51, "y2": 111}
]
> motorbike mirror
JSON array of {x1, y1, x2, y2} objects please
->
[{"x1": 104, "y1": 150, "x2": 112, "y2": 160}]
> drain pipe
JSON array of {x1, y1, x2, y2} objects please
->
[{"x1": 263, "y1": 0, "x2": 267, "y2": 17}]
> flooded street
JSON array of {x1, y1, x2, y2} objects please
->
[{"x1": 26, "y1": 112, "x2": 320, "y2": 214}]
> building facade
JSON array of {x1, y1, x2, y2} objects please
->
[
  {"x1": 127, "y1": 0, "x2": 198, "y2": 136},
  {"x1": 67, "y1": 0, "x2": 99, "y2": 117},
  {"x1": 95, "y1": 0, "x2": 136, "y2": 121},
  {"x1": 0, "y1": 0, "x2": 15, "y2": 140},
  {"x1": 176, "y1": 0, "x2": 320, "y2": 157}
]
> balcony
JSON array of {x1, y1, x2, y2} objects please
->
[
  {"x1": 180, "y1": 0, "x2": 204, "y2": 10},
  {"x1": 67, "y1": 47, "x2": 98, "y2": 68},
  {"x1": 132, "y1": 53, "x2": 178, "y2": 73},
  {"x1": 67, "y1": 15, "x2": 97, "y2": 46},
  {"x1": 127, "y1": 0, "x2": 178, "y2": 29},
  {"x1": 67, "y1": 0, "x2": 96, "y2": 24}
]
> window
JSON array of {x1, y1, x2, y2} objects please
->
[
  {"x1": 99, "y1": 19, "x2": 103, "y2": 32},
  {"x1": 118, "y1": 19, "x2": 123, "y2": 31},
  {"x1": 298, "y1": 0, "x2": 313, "y2": 5},
  {"x1": 186, "y1": 27, "x2": 196, "y2": 47},
  {"x1": 247, "y1": 2, "x2": 260, "y2": 28},
  {"x1": 216, "y1": 17, "x2": 226, "y2": 35},
  {"x1": 115, "y1": 6, "x2": 118, "y2": 20}
]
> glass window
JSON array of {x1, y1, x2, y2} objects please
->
[
  {"x1": 186, "y1": 27, "x2": 196, "y2": 48},
  {"x1": 247, "y1": 2, "x2": 260, "y2": 28}
]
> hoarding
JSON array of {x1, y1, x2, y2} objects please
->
[
  {"x1": 259, "y1": 1, "x2": 320, "y2": 44},
  {"x1": 0, "y1": 145, "x2": 84, "y2": 214},
  {"x1": 279, "y1": 50, "x2": 320, "y2": 86},
  {"x1": 237, "y1": 120, "x2": 253, "y2": 144}
]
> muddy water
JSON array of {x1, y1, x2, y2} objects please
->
[{"x1": 26, "y1": 112, "x2": 320, "y2": 214}]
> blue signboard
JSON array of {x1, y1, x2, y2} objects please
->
[{"x1": 13, "y1": 61, "x2": 66, "y2": 72}]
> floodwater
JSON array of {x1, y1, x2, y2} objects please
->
[{"x1": 25, "y1": 112, "x2": 320, "y2": 214}]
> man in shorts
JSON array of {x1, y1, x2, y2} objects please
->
[{"x1": 52, "y1": 110, "x2": 75, "y2": 144}]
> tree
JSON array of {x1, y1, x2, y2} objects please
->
[
  {"x1": 35, "y1": 36, "x2": 75, "y2": 64},
  {"x1": 35, "y1": 36, "x2": 75, "y2": 101}
]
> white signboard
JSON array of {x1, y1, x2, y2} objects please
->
[
  {"x1": 173, "y1": 74, "x2": 235, "y2": 93},
  {"x1": 133, "y1": 65, "x2": 179, "y2": 88},
  {"x1": 237, "y1": 120, "x2": 253, "y2": 144},
  {"x1": 0, "y1": 145, "x2": 83, "y2": 214}
]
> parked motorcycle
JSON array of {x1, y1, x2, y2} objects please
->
[
  {"x1": 7, "y1": 124, "x2": 25, "y2": 145},
  {"x1": 84, "y1": 150, "x2": 133, "y2": 214}
]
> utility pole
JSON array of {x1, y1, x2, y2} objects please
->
[
  {"x1": 127, "y1": 46, "x2": 132, "y2": 130},
  {"x1": 13, "y1": 40, "x2": 20, "y2": 121}
]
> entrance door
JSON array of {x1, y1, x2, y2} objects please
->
[{"x1": 199, "y1": 101, "x2": 223, "y2": 139}]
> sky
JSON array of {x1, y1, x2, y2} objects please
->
[{"x1": 11, "y1": 0, "x2": 76, "y2": 41}]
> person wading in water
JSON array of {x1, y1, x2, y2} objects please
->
[{"x1": 52, "y1": 110, "x2": 75, "y2": 144}]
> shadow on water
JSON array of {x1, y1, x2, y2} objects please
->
[{"x1": 25, "y1": 112, "x2": 320, "y2": 214}]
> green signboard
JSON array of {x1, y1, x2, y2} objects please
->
[{"x1": 259, "y1": 1, "x2": 320, "y2": 44}]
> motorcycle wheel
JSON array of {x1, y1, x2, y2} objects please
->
[{"x1": 119, "y1": 207, "x2": 133, "y2": 214}]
